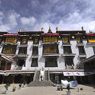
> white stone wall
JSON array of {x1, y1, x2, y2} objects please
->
[
  {"x1": 58, "y1": 40, "x2": 65, "y2": 70},
  {"x1": 84, "y1": 40, "x2": 94, "y2": 58},
  {"x1": 38, "y1": 41, "x2": 45, "y2": 69},
  {"x1": 22, "y1": 39, "x2": 95, "y2": 71},
  {"x1": 3, "y1": 38, "x2": 95, "y2": 71},
  {"x1": 70, "y1": 40, "x2": 79, "y2": 68},
  {"x1": 0, "y1": 45, "x2": 3, "y2": 54},
  {"x1": 25, "y1": 41, "x2": 32, "y2": 70}
]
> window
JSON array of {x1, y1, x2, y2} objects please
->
[
  {"x1": 5, "y1": 37, "x2": 17, "y2": 43},
  {"x1": 17, "y1": 59, "x2": 25, "y2": 66},
  {"x1": 77, "y1": 57, "x2": 85, "y2": 69},
  {"x1": 0, "y1": 60, "x2": 11, "y2": 70},
  {"x1": 20, "y1": 37, "x2": 28, "y2": 44},
  {"x1": 0, "y1": 37, "x2": 2, "y2": 44},
  {"x1": 45, "y1": 57, "x2": 57, "y2": 67},
  {"x1": 63, "y1": 46, "x2": 72, "y2": 54},
  {"x1": 31, "y1": 58, "x2": 38, "y2": 67},
  {"x1": 32, "y1": 37, "x2": 39, "y2": 44},
  {"x1": 43, "y1": 37, "x2": 49, "y2": 43},
  {"x1": 32, "y1": 46, "x2": 38, "y2": 56},
  {"x1": 18, "y1": 47, "x2": 27, "y2": 54},
  {"x1": 62, "y1": 36, "x2": 69, "y2": 44},
  {"x1": 43, "y1": 44, "x2": 58, "y2": 54},
  {"x1": 79, "y1": 57, "x2": 86, "y2": 62},
  {"x1": 93, "y1": 46, "x2": 95, "y2": 54},
  {"x1": 76, "y1": 37, "x2": 83, "y2": 43},
  {"x1": 43, "y1": 37, "x2": 58, "y2": 43},
  {"x1": 65, "y1": 57, "x2": 74, "y2": 69},
  {"x1": 17, "y1": 59, "x2": 25, "y2": 70},
  {"x1": 78, "y1": 46, "x2": 85, "y2": 55},
  {"x1": 0, "y1": 60, "x2": 6, "y2": 70},
  {"x1": 2, "y1": 45, "x2": 16, "y2": 54}
]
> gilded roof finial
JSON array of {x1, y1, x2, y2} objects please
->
[
  {"x1": 48, "y1": 26, "x2": 52, "y2": 33},
  {"x1": 41, "y1": 27, "x2": 44, "y2": 31},
  {"x1": 56, "y1": 27, "x2": 58, "y2": 31},
  {"x1": 81, "y1": 26, "x2": 84, "y2": 31}
]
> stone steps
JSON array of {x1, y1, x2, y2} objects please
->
[
  {"x1": 33, "y1": 70, "x2": 40, "y2": 81},
  {"x1": 28, "y1": 80, "x2": 54, "y2": 87},
  {"x1": 28, "y1": 70, "x2": 55, "y2": 87}
]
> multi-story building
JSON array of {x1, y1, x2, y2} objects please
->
[{"x1": 0, "y1": 28, "x2": 95, "y2": 85}]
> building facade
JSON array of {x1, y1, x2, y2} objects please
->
[{"x1": 0, "y1": 28, "x2": 95, "y2": 85}]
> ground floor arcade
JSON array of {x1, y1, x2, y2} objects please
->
[{"x1": 0, "y1": 72, "x2": 94, "y2": 85}]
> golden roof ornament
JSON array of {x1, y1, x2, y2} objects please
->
[
  {"x1": 56, "y1": 27, "x2": 58, "y2": 31},
  {"x1": 81, "y1": 26, "x2": 84, "y2": 31},
  {"x1": 41, "y1": 27, "x2": 44, "y2": 31},
  {"x1": 48, "y1": 26, "x2": 52, "y2": 33}
]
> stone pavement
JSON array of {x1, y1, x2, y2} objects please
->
[{"x1": 0, "y1": 84, "x2": 95, "y2": 95}]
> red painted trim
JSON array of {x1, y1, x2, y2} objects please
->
[
  {"x1": 0, "y1": 35, "x2": 3, "y2": 37},
  {"x1": 60, "y1": 34, "x2": 70, "y2": 36},
  {"x1": 42, "y1": 33, "x2": 59, "y2": 36},
  {"x1": 87, "y1": 33, "x2": 95, "y2": 36},
  {"x1": 3, "y1": 33, "x2": 18, "y2": 36}
]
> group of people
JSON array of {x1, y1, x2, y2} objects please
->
[{"x1": 3, "y1": 82, "x2": 26, "y2": 94}]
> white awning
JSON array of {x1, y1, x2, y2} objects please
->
[
  {"x1": 63, "y1": 72, "x2": 85, "y2": 76},
  {"x1": 63, "y1": 71, "x2": 95, "y2": 76},
  {"x1": 63, "y1": 72, "x2": 74, "y2": 76},
  {"x1": 73, "y1": 72, "x2": 85, "y2": 76}
]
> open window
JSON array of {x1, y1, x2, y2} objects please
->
[
  {"x1": 31, "y1": 58, "x2": 38, "y2": 67},
  {"x1": 32, "y1": 37, "x2": 39, "y2": 44},
  {"x1": 19, "y1": 36, "x2": 28, "y2": 44},
  {"x1": 65, "y1": 57, "x2": 74, "y2": 69},
  {"x1": 43, "y1": 44, "x2": 58, "y2": 54},
  {"x1": 32, "y1": 46, "x2": 38, "y2": 56},
  {"x1": 62, "y1": 36, "x2": 70, "y2": 44},
  {"x1": 5, "y1": 37, "x2": 17, "y2": 44},
  {"x1": 0, "y1": 37, "x2": 3, "y2": 44},
  {"x1": 63, "y1": 46, "x2": 72, "y2": 54},
  {"x1": 16, "y1": 59, "x2": 25, "y2": 70},
  {"x1": 93, "y1": 46, "x2": 95, "y2": 54},
  {"x1": 43, "y1": 36, "x2": 58, "y2": 43},
  {"x1": 2, "y1": 45, "x2": 16, "y2": 54},
  {"x1": 76, "y1": 36, "x2": 83, "y2": 43},
  {"x1": 78, "y1": 46, "x2": 85, "y2": 55},
  {"x1": 79, "y1": 57, "x2": 86, "y2": 62},
  {"x1": 0, "y1": 60, "x2": 11, "y2": 70},
  {"x1": 45, "y1": 57, "x2": 58, "y2": 67},
  {"x1": 18, "y1": 47, "x2": 27, "y2": 55}
]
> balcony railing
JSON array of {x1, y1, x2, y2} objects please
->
[
  {"x1": 62, "y1": 42, "x2": 71, "y2": 46},
  {"x1": 16, "y1": 66, "x2": 22, "y2": 70},
  {"x1": 2, "y1": 50, "x2": 16, "y2": 55},
  {"x1": 32, "y1": 44, "x2": 39, "y2": 46},
  {"x1": 61, "y1": 53, "x2": 75, "y2": 57},
  {"x1": 17, "y1": 44, "x2": 27, "y2": 47},
  {"x1": 76, "y1": 42, "x2": 84, "y2": 46},
  {"x1": 31, "y1": 55, "x2": 38, "y2": 58},
  {"x1": 16, "y1": 54, "x2": 28, "y2": 58},
  {"x1": 78, "y1": 53, "x2": 86, "y2": 57},
  {"x1": 43, "y1": 53, "x2": 59, "y2": 57},
  {"x1": 65, "y1": 65, "x2": 74, "y2": 69},
  {"x1": 42, "y1": 41, "x2": 59, "y2": 45},
  {"x1": 2, "y1": 42, "x2": 17, "y2": 45},
  {"x1": 86, "y1": 42, "x2": 95, "y2": 46}
]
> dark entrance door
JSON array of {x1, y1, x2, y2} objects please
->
[{"x1": 0, "y1": 60, "x2": 11, "y2": 70}]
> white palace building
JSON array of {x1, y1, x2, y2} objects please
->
[{"x1": 0, "y1": 27, "x2": 95, "y2": 86}]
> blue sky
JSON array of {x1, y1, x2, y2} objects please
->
[{"x1": 0, "y1": 0, "x2": 95, "y2": 32}]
